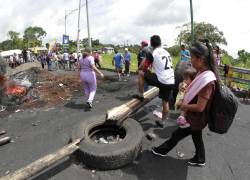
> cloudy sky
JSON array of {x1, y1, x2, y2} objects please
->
[{"x1": 0, "y1": 0, "x2": 249, "y2": 57}]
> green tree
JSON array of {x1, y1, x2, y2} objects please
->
[
  {"x1": 237, "y1": 50, "x2": 250, "y2": 67},
  {"x1": 7, "y1": 31, "x2": 23, "y2": 49},
  {"x1": 0, "y1": 40, "x2": 12, "y2": 50},
  {"x1": 23, "y1": 26, "x2": 47, "y2": 48},
  {"x1": 177, "y1": 22, "x2": 227, "y2": 46}
]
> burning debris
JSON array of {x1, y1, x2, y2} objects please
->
[{"x1": 0, "y1": 66, "x2": 82, "y2": 117}]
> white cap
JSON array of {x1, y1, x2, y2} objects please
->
[{"x1": 125, "y1": 48, "x2": 128, "y2": 51}]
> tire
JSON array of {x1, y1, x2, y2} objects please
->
[{"x1": 78, "y1": 118, "x2": 143, "y2": 170}]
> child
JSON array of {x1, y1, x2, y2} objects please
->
[
  {"x1": 113, "y1": 49, "x2": 124, "y2": 81},
  {"x1": 175, "y1": 67, "x2": 197, "y2": 128}
]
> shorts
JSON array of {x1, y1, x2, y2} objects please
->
[
  {"x1": 144, "y1": 71, "x2": 174, "y2": 102},
  {"x1": 115, "y1": 65, "x2": 122, "y2": 73}
]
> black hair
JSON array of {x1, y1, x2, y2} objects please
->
[
  {"x1": 114, "y1": 49, "x2": 118, "y2": 54},
  {"x1": 181, "y1": 44, "x2": 185, "y2": 48},
  {"x1": 150, "y1": 35, "x2": 161, "y2": 48},
  {"x1": 190, "y1": 40, "x2": 220, "y2": 84},
  {"x1": 183, "y1": 67, "x2": 197, "y2": 80}
]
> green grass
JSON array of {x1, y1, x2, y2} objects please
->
[
  {"x1": 101, "y1": 53, "x2": 179, "y2": 72},
  {"x1": 101, "y1": 53, "x2": 249, "y2": 90}
]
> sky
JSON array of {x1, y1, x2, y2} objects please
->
[{"x1": 0, "y1": 0, "x2": 249, "y2": 58}]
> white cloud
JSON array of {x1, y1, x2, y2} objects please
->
[{"x1": 0, "y1": 0, "x2": 249, "y2": 57}]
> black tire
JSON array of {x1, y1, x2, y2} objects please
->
[{"x1": 78, "y1": 118, "x2": 143, "y2": 170}]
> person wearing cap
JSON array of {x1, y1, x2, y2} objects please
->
[
  {"x1": 134, "y1": 35, "x2": 175, "y2": 127},
  {"x1": 124, "y1": 48, "x2": 131, "y2": 77},
  {"x1": 78, "y1": 48, "x2": 104, "y2": 108}
]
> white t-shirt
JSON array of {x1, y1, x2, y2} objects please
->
[{"x1": 152, "y1": 47, "x2": 175, "y2": 84}]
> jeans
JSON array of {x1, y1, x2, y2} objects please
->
[{"x1": 156, "y1": 127, "x2": 205, "y2": 162}]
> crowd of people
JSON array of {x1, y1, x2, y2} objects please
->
[{"x1": 1, "y1": 34, "x2": 234, "y2": 168}]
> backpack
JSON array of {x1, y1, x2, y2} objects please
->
[{"x1": 208, "y1": 83, "x2": 238, "y2": 134}]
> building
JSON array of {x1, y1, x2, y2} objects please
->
[{"x1": 102, "y1": 47, "x2": 114, "y2": 54}]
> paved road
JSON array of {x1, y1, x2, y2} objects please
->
[{"x1": 0, "y1": 70, "x2": 249, "y2": 180}]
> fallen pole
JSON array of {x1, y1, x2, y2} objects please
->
[
  {"x1": 106, "y1": 87, "x2": 159, "y2": 123},
  {"x1": 0, "y1": 139, "x2": 80, "y2": 180},
  {"x1": 0, "y1": 137, "x2": 11, "y2": 146}
]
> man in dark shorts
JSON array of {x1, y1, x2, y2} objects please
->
[{"x1": 134, "y1": 35, "x2": 175, "y2": 127}]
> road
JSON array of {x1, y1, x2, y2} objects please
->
[{"x1": 0, "y1": 70, "x2": 249, "y2": 180}]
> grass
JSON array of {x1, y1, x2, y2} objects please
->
[
  {"x1": 100, "y1": 53, "x2": 179, "y2": 72},
  {"x1": 100, "y1": 53, "x2": 249, "y2": 90}
]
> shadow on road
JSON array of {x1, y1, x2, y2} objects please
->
[
  {"x1": 64, "y1": 101, "x2": 90, "y2": 111},
  {"x1": 122, "y1": 150, "x2": 188, "y2": 180},
  {"x1": 32, "y1": 158, "x2": 72, "y2": 180}
]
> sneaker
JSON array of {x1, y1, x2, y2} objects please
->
[
  {"x1": 187, "y1": 157, "x2": 206, "y2": 167},
  {"x1": 87, "y1": 102, "x2": 93, "y2": 108},
  {"x1": 132, "y1": 94, "x2": 144, "y2": 101},
  {"x1": 155, "y1": 120, "x2": 166, "y2": 128},
  {"x1": 151, "y1": 147, "x2": 168, "y2": 157}
]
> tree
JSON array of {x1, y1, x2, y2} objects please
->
[
  {"x1": 7, "y1": 31, "x2": 23, "y2": 49},
  {"x1": 23, "y1": 26, "x2": 47, "y2": 48},
  {"x1": 237, "y1": 50, "x2": 250, "y2": 67},
  {"x1": 177, "y1": 22, "x2": 227, "y2": 47},
  {"x1": 0, "y1": 40, "x2": 12, "y2": 50}
]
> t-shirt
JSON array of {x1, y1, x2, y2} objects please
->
[
  {"x1": 181, "y1": 50, "x2": 190, "y2": 62},
  {"x1": 94, "y1": 53, "x2": 100, "y2": 61},
  {"x1": 150, "y1": 47, "x2": 175, "y2": 85},
  {"x1": 124, "y1": 52, "x2": 131, "y2": 62},
  {"x1": 113, "y1": 53, "x2": 123, "y2": 67},
  {"x1": 63, "y1": 53, "x2": 69, "y2": 61},
  {"x1": 186, "y1": 81, "x2": 215, "y2": 130},
  {"x1": 79, "y1": 56, "x2": 95, "y2": 72}
]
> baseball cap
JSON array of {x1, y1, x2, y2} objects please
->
[
  {"x1": 125, "y1": 48, "x2": 128, "y2": 51},
  {"x1": 141, "y1": 40, "x2": 148, "y2": 46}
]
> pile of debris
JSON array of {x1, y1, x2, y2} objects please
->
[{"x1": 0, "y1": 67, "x2": 82, "y2": 116}]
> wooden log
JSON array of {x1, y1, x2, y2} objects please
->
[
  {"x1": 106, "y1": 87, "x2": 159, "y2": 122},
  {"x1": 0, "y1": 130, "x2": 6, "y2": 136},
  {"x1": 0, "y1": 137, "x2": 11, "y2": 146},
  {"x1": 0, "y1": 139, "x2": 81, "y2": 180}
]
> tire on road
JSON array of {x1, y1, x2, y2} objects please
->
[{"x1": 78, "y1": 118, "x2": 143, "y2": 170}]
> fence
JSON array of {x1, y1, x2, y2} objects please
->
[{"x1": 219, "y1": 65, "x2": 250, "y2": 89}]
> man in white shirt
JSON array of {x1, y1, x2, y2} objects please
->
[{"x1": 134, "y1": 35, "x2": 175, "y2": 127}]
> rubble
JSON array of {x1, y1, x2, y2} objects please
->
[{"x1": 0, "y1": 67, "x2": 82, "y2": 117}]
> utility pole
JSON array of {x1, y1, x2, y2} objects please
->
[
  {"x1": 86, "y1": 0, "x2": 92, "y2": 51},
  {"x1": 76, "y1": 0, "x2": 81, "y2": 60},
  {"x1": 65, "y1": 9, "x2": 67, "y2": 35},
  {"x1": 189, "y1": 0, "x2": 194, "y2": 43}
]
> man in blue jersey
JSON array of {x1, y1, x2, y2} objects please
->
[{"x1": 113, "y1": 49, "x2": 124, "y2": 81}]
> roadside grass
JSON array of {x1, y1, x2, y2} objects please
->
[
  {"x1": 101, "y1": 53, "x2": 179, "y2": 72},
  {"x1": 100, "y1": 53, "x2": 249, "y2": 90}
]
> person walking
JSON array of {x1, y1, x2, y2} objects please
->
[
  {"x1": 124, "y1": 48, "x2": 131, "y2": 77},
  {"x1": 113, "y1": 49, "x2": 124, "y2": 81},
  {"x1": 133, "y1": 35, "x2": 175, "y2": 127},
  {"x1": 137, "y1": 40, "x2": 149, "y2": 91},
  {"x1": 78, "y1": 48, "x2": 104, "y2": 108},
  {"x1": 63, "y1": 50, "x2": 70, "y2": 70},
  {"x1": 152, "y1": 41, "x2": 219, "y2": 167},
  {"x1": 180, "y1": 44, "x2": 190, "y2": 64},
  {"x1": 93, "y1": 50, "x2": 102, "y2": 68}
]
